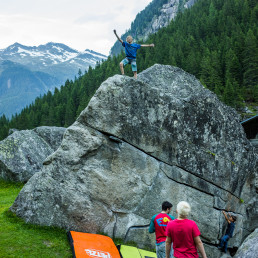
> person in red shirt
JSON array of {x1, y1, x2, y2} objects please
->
[
  {"x1": 149, "y1": 201, "x2": 175, "y2": 258},
  {"x1": 165, "y1": 201, "x2": 207, "y2": 258}
]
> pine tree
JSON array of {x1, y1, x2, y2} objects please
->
[
  {"x1": 243, "y1": 29, "x2": 258, "y2": 87},
  {"x1": 65, "y1": 98, "x2": 76, "y2": 127},
  {"x1": 200, "y1": 49, "x2": 212, "y2": 88},
  {"x1": 0, "y1": 115, "x2": 9, "y2": 140},
  {"x1": 223, "y1": 79, "x2": 236, "y2": 106},
  {"x1": 225, "y1": 48, "x2": 242, "y2": 85}
]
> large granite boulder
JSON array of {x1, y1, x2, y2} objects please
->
[
  {"x1": 0, "y1": 126, "x2": 66, "y2": 182},
  {"x1": 10, "y1": 65, "x2": 257, "y2": 257},
  {"x1": 234, "y1": 228, "x2": 258, "y2": 258}
]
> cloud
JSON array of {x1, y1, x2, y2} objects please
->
[{"x1": 0, "y1": 0, "x2": 153, "y2": 55}]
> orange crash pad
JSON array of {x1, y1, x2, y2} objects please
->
[{"x1": 68, "y1": 231, "x2": 121, "y2": 258}]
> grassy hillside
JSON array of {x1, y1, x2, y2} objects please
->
[{"x1": 0, "y1": 180, "x2": 155, "y2": 257}]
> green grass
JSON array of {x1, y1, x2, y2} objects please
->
[
  {"x1": 0, "y1": 180, "x2": 156, "y2": 257},
  {"x1": 0, "y1": 180, "x2": 72, "y2": 258}
]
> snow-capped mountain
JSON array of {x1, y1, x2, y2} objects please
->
[
  {"x1": 0, "y1": 42, "x2": 107, "y2": 118},
  {"x1": 0, "y1": 42, "x2": 107, "y2": 81},
  {"x1": 0, "y1": 42, "x2": 106, "y2": 66}
]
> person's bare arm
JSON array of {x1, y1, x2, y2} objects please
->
[
  {"x1": 165, "y1": 236, "x2": 172, "y2": 258},
  {"x1": 194, "y1": 236, "x2": 207, "y2": 258},
  {"x1": 222, "y1": 211, "x2": 231, "y2": 224},
  {"x1": 141, "y1": 43, "x2": 155, "y2": 47},
  {"x1": 113, "y1": 30, "x2": 123, "y2": 43}
]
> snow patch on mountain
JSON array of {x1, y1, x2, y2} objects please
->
[
  {"x1": 17, "y1": 47, "x2": 44, "y2": 57},
  {"x1": 0, "y1": 42, "x2": 107, "y2": 68}
]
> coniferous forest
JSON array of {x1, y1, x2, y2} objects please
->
[{"x1": 0, "y1": 0, "x2": 257, "y2": 140}]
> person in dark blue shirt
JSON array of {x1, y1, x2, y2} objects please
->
[
  {"x1": 114, "y1": 29, "x2": 154, "y2": 79},
  {"x1": 218, "y1": 211, "x2": 237, "y2": 253}
]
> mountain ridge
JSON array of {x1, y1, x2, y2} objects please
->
[
  {"x1": 0, "y1": 42, "x2": 107, "y2": 72},
  {"x1": 0, "y1": 42, "x2": 107, "y2": 118}
]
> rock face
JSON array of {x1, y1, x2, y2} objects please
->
[
  {"x1": 110, "y1": 0, "x2": 198, "y2": 56},
  {"x1": 140, "y1": 0, "x2": 198, "y2": 41},
  {"x1": 0, "y1": 126, "x2": 66, "y2": 182},
  {"x1": 234, "y1": 228, "x2": 258, "y2": 258},
  {"x1": 11, "y1": 65, "x2": 257, "y2": 257}
]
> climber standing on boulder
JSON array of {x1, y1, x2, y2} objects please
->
[
  {"x1": 113, "y1": 29, "x2": 154, "y2": 79},
  {"x1": 218, "y1": 210, "x2": 237, "y2": 253},
  {"x1": 149, "y1": 201, "x2": 175, "y2": 258}
]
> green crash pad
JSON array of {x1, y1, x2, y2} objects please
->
[{"x1": 119, "y1": 245, "x2": 157, "y2": 258}]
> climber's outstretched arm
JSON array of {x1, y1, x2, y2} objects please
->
[
  {"x1": 113, "y1": 30, "x2": 123, "y2": 43},
  {"x1": 141, "y1": 44, "x2": 155, "y2": 47}
]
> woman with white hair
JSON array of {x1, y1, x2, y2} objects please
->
[{"x1": 165, "y1": 201, "x2": 207, "y2": 258}]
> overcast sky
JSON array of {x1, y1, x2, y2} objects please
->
[{"x1": 0, "y1": 0, "x2": 153, "y2": 55}]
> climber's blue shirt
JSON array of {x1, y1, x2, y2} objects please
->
[
  {"x1": 122, "y1": 41, "x2": 141, "y2": 59},
  {"x1": 225, "y1": 222, "x2": 235, "y2": 238}
]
